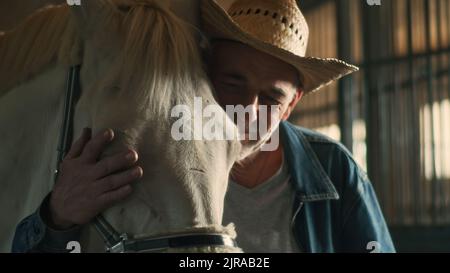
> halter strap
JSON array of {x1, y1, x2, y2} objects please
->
[
  {"x1": 107, "y1": 232, "x2": 238, "y2": 253},
  {"x1": 55, "y1": 65, "x2": 81, "y2": 181}
]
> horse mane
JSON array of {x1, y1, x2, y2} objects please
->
[
  {"x1": 0, "y1": 0, "x2": 205, "y2": 117},
  {"x1": 0, "y1": 4, "x2": 82, "y2": 95},
  {"x1": 115, "y1": 1, "x2": 205, "y2": 116}
]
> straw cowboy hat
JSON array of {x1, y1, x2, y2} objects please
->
[{"x1": 200, "y1": 0, "x2": 359, "y2": 94}]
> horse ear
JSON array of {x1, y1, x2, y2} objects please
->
[{"x1": 69, "y1": 0, "x2": 115, "y2": 38}]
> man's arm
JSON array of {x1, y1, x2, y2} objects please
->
[
  {"x1": 12, "y1": 194, "x2": 83, "y2": 253},
  {"x1": 11, "y1": 128, "x2": 142, "y2": 252},
  {"x1": 339, "y1": 172, "x2": 396, "y2": 253}
]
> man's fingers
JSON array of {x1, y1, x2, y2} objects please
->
[
  {"x1": 80, "y1": 129, "x2": 114, "y2": 163},
  {"x1": 66, "y1": 128, "x2": 92, "y2": 159},
  {"x1": 94, "y1": 166, "x2": 143, "y2": 195},
  {"x1": 91, "y1": 149, "x2": 139, "y2": 179},
  {"x1": 97, "y1": 184, "x2": 134, "y2": 210}
]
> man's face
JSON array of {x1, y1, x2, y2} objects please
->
[{"x1": 208, "y1": 40, "x2": 303, "y2": 149}]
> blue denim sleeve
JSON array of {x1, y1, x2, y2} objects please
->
[
  {"x1": 340, "y1": 174, "x2": 396, "y2": 253},
  {"x1": 11, "y1": 193, "x2": 83, "y2": 253}
]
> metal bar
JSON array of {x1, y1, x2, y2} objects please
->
[
  {"x1": 364, "y1": 0, "x2": 384, "y2": 209},
  {"x1": 446, "y1": 0, "x2": 450, "y2": 223},
  {"x1": 361, "y1": 0, "x2": 378, "y2": 208},
  {"x1": 447, "y1": 0, "x2": 450, "y2": 101},
  {"x1": 434, "y1": 0, "x2": 444, "y2": 224},
  {"x1": 388, "y1": 0, "x2": 404, "y2": 224},
  {"x1": 406, "y1": 0, "x2": 422, "y2": 225},
  {"x1": 424, "y1": 0, "x2": 438, "y2": 224},
  {"x1": 357, "y1": 47, "x2": 450, "y2": 68},
  {"x1": 435, "y1": 0, "x2": 450, "y2": 224},
  {"x1": 375, "y1": 66, "x2": 450, "y2": 93},
  {"x1": 337, "y1": 0, "x2": 354, "y2": 151}
]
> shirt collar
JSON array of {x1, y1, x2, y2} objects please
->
[{"x1": 280, "y1": 121, "x2": 340, "y2": 202}]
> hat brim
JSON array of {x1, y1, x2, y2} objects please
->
[{"x1": 201, "y1": 0, "x2": 359, "y2": 94}]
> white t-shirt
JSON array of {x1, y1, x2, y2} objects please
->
[{"x1": 223, "y1": 156, "x2": 300, "y2": 253}]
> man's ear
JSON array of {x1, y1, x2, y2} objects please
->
[{"x1": 282, "y1": 89, "x2": 304, "y2": 121}]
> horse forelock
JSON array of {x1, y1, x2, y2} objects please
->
[{"x1": 114, "y1": 2, "x2": 207, "y2": 118}]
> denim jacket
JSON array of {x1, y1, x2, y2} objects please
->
[
  {"x1": 11, "y1": 121, "x2": 395, "y2": 253},
  {"x1": 280, "y1": 122, "x2": 394, "y2": 252}
]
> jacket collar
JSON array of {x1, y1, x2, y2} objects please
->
[{"x1": 280, "y1": 121, "x2": 339, "y2": 202}]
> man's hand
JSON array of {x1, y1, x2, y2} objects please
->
[{"x1": 48, "y1": 128, "x2": 143, "y2": 230}]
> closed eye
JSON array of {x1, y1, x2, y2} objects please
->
[
  {"x1": 260, "y1": 94, "x2": 281, "y2": 104},
  {"x1": 190, "y1": 168, "x2": 206, "y2": 174},
  {"x1": 222, "y1": 81, "x2": 242, "y2": 87}
]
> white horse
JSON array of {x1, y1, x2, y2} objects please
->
[{"x1": 0, "y1": 0, "x2": 245, "y2": 252}]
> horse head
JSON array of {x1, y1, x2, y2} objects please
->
[{"x1": 69, "y1": 0, "x2": 243, "y2": 252}]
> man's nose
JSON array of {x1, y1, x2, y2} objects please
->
[
  {"x1": 240, "y1": 94, "x2": 259, "y2": 124},
  {"x1": 239, "y1": 93, "x2": 259, "y2": 109}
]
